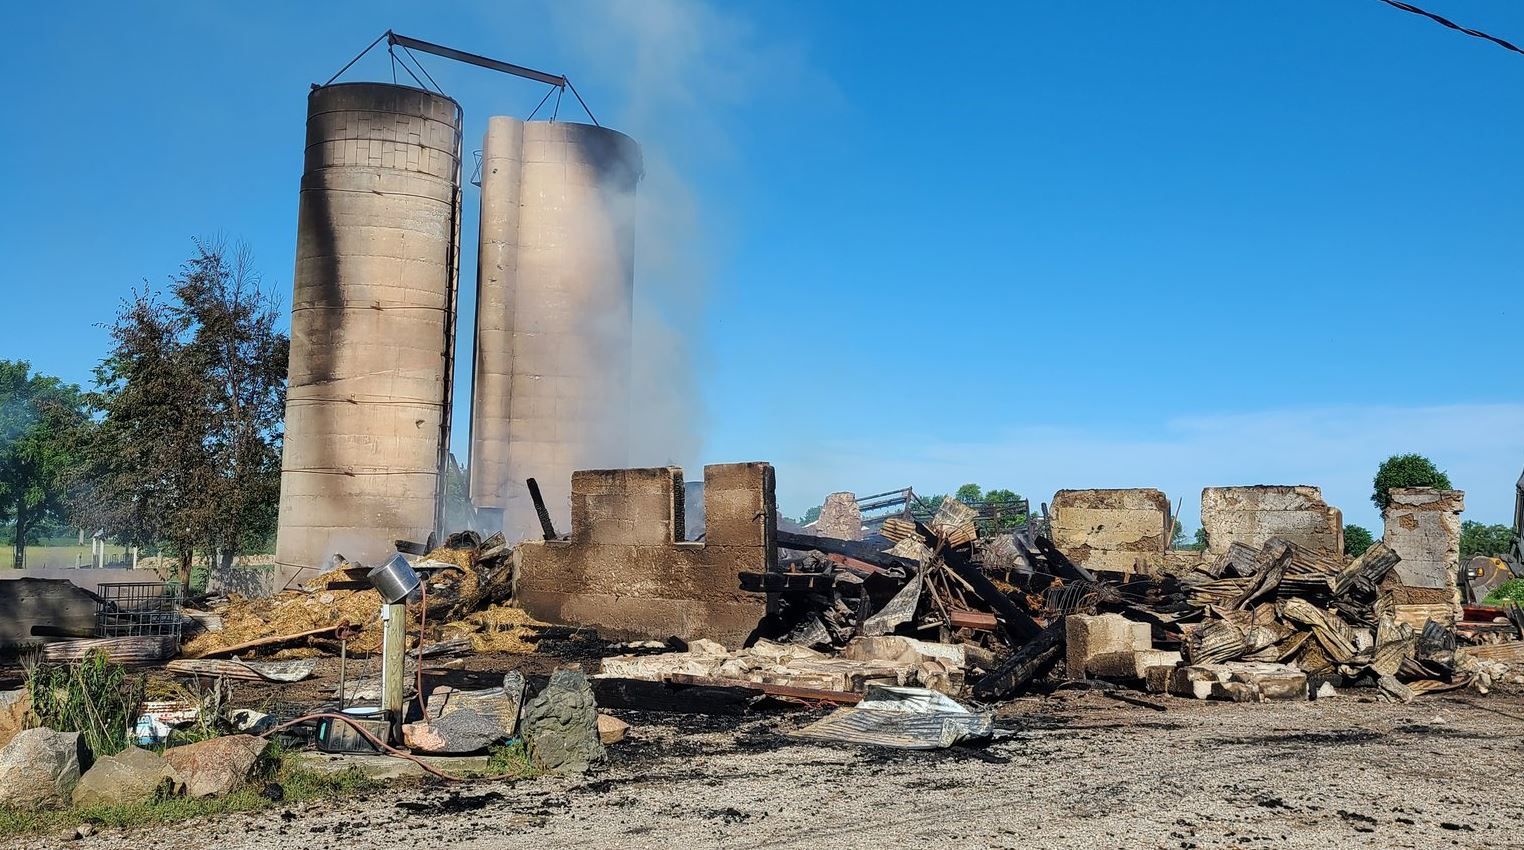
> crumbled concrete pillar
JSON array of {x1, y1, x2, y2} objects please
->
[
  {"x1": 1383, "y1": 488, "x2": 1464, "y2": 614},
  {"x1": 814, "y1": 492, "x2": 862, "y2": 540},
  {"x1": 1050, "y1": 489, "x2": 1169, "y2": 575},
  {"x1": 1200, "y1": 486, "x2": 1343, "y2": 557}
]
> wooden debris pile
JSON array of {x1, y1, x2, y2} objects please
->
[
  {"x1": 749, "y1": 497, "x2": 1108, "y2": 699},
  {"x1": 743, "y1": 496, "x2": 1519, "y2": 704},
  {"x1": 180, "y1": 531, "x2": 517, "y2": 659}
]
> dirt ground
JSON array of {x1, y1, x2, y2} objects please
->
[{"x1": 12, "y1": 681, "x2": 1521, "y2": 850}]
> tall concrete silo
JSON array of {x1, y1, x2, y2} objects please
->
[
  {"x1": 275, "y1": 82, "x2": 463, "y2": 574},
  {"x1": 469, "y1": 117, "x2": 642, "y2": 539}
]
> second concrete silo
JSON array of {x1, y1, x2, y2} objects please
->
[
  {"x1": 275, "y1": 82, "x2": 463, "y2": 574},
  {"x1": 469, "y1": 117, "x2": 642, "y2": 539}
]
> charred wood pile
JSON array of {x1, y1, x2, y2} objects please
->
[{"x1": 739, "y1": 497, "x2": 1518, "y2": 705}]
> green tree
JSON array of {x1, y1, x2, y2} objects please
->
[
  {"x1": 955, "y1": 483, "x2": 983, "y2": 505},
  {"x1": 1343, "y1": 524, "x2": 1374, "y2": 558},
  {"x1": 981, "y1": 487, "x2": 1028, "y2": 533},
  {"x1": 76, "y1": 240, "x2": 287, "y2": 587},
  {"x1": 1372, "y1": 453, "x2": 1452, "y2": 512},
  {"x1": 0, "y1": 362, "x2": 88, "y2": 567},
  {"x1": 1192, "y1": 527, "x2": 1209, "y2": 550},
  {"x1": 1460, "y1": 520, "x2": 1513, "y2": 560},
  {"x1": 801, "y1": 505, "x2": 822, "y2": 525},
  {"x1": 1170, "y1": 519, "x2": 1187, "y2": 548}
]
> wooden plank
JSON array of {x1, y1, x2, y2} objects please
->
[
  {"x1": 187, "y1": 622, "x2": 345, "y2": 658},
  {"x1": 662, "y1": 673, "x2": 862, "y2": 704},
  {"x1": 948, "y1": 609, "x2": 998, "y2": 631},
  {"x1": 776, "y1": 531, "x2": 918, "y2": 572},
  {"x1": 40, "y1": 635, "x2": 176, "y2": 665},
  {"x1": 590, "y1": 676, "x2": 755, "y2": 715}
]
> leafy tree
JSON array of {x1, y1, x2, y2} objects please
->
[
  {"x1": 980, "y1": 487, "x2": 1027, "y2": 533},
  {"x1": 0, "y1": 362, "x2": 88, "y2": 567},
  {"x1": 1343, "y1": 524, "x2": 1374, "y2": 558},
  {"x1": 1193, "y1": 527, "x2": 1209, "y2": 550},
  {"x1": 1372, "y1": 453, "x2": 1452, "y2": 512},
  {"x1": 1461, "y1": 520, "x2": 1514, "y2": 560},
  {"x1": 955, "y1": 483, "x2": 983, "y2": 505},
  {"x1": 801, "y1": 505, "x2": 822, "y2": 525},
  {"x1": 76, "y1": 240, "x2": 287, "y2": 587}
]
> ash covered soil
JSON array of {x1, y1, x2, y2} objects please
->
[{"x1": 15, "y1": 689, "x2": 1524, "y2": 850}]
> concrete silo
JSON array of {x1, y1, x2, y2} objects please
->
[
  {"x1": 275, "y1": 82, "x2": 463, "y2": 573},
  {"x1": 469, "y1": 117, "x2": 643, "y2": 539}
]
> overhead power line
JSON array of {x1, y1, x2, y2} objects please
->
[{"x1": 1375, "y1": 0, "x2": 1524, "y2": 57}]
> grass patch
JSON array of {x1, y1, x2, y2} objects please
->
[
  {"x1": 481, "y1": 740, "x2": 539, "y2": 779},
  {"x1": 0, "y1": 750, "x2": 379, "y2": 838},
  {"x1": 1485, "y1": 579, "x2": 1524, "y2": 605}
]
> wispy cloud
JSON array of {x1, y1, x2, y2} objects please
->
[{"x1": 774, "y1": 403, "x2": 1524, "y2": 530}]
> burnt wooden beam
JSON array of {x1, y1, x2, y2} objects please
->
[
  {"x1": 942, "y1": 543, "x2": 1044, "y2": 643},
  {"x1": 972, "y1": 619, "x2": 1065, "y2": 701},
  {"x1": 776, "y1": 531, "x2": 918, "y2": 572},
  {"x1": 526, "y1": 477, "x2": 559, "y2": 541}
]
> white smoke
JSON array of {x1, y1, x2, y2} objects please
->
[{"x1": 551, "y1": 0, "x2": 819, "y2": 473}]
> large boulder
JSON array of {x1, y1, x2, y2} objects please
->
[
  {"x1": 162, "y1": 734, "x2": 269, "y2": 797},
  {"x1": 73, "y1": 746, "x2": 184, "y2": 807},
  {"x1": 522, "y1": 668, "x2": 605, "y2": 776},
  {"x1": 0, "y1": 690, "x2": 29, "y2": 748},
  {"x1": 0, "y1": 728, "x2": 83, "y2": 809}
]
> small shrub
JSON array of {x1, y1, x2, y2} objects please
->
[{"x1": 485, "y1": 740, "x2": 538, "y2": 778}]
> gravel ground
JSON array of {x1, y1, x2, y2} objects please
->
[{"x1": 17, "y1": 688, "x2": 1522, "y2": 850}]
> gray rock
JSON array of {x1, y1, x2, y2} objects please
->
[
  {"x1": 73, "y1": 746, "x2": 184, "y2": 807},
  {"x1": 0, "y1": 728, "x2": 83, "y2": 809},
  {"x1": 402, "y1": 708, "x2": 505, "y2": 754},
  {"x1": 522, "y1": 668, "x2": 605, "y2": 776},
  {"x1": 162, "y1": 734, "x2": 269, "y2": 797}
]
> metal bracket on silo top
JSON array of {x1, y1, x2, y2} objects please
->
[{"x1": 320, "y1": 30, "x2": 601, "y2": 125}]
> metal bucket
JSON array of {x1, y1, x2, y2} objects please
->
[{"x1": 367, "y1": 553, "x2": 420, "y2": 604}]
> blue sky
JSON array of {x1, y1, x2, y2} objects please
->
[{"x1": 2, "y1": 1, "x2": 1520, "y2": 531}]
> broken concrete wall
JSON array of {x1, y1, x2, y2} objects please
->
[
  {"x1": 814, "y1": 492, "x2": 862, "y2": 541},
  {"x1": 1383, "y1": 488, "x2": 1464, "y2": 592},
  {"x1": 513, "y1": 462, "x2": 775, "y2": 647},
  {"x1": 1050, "y1": 489, "x2": 1169, "y2": 574},
  {"x1": 1200, "y1": 486, "x2": 1343, "y2": 558}
]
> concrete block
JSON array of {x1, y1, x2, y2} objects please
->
[
  {"x1": 1227, "y1": 662, "x2": 1308, "y2": 701},
  {"x1": 1209, "y1": 681, "x2": 1262, "y2": 703},
  {"x1": 1132, "y1": 649, "x2": 1182, "y2": 680},
  {"x1": 1143, "y1": 665, "x2": 1176, "y2": 694},
  {"x1": 1170, "y1": 664, "x2": 1233, "y2": 699},
  {"x1": 1066, "y1": 614, "x2": 1144, "y2": 678}
]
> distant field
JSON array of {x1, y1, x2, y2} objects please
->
[{"x1": 12, "y1": 545, "x2": 139, "y2": 569}]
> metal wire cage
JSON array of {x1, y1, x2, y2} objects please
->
[{"x1": 96, "y1": 582, "x2": 182, "y2": 638}]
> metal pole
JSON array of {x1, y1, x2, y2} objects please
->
[{"x1": 379, "y1": 601, "x2": 408, "y2": 743}]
